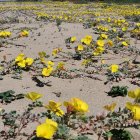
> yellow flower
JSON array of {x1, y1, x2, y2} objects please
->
[
  {"x1": 104, "y1": 103, "x2": 117, "y2": 112},
  {"x1": 126, "y1": 102, "x2": 140, "y2": 120},
  {"x1": 107, "y1": 17, "x2": 111, "y2": 22},
  {"x1": 100, "y1": 34, "x2": 108, "y2": 39},
  {"x1": 38, "y1": 51, "x2": 46, "y2": 58},
  {"x1": 112, "y1": 28, "x2": 117, "y2": 32},
  {"x1": 58, "y1": 48, "x2": 62, "y2": 52},
  {"x1": 93, "y1": 46, "x2": 104, "y2": 56},
  {"x1": 57, "y1": 62, "x2": 65, "y2": 70},
  {"x1": 93, "y1": 51, "x2": 100, "y2": 56},
  {"x1": 15, "y1": 54, "x2": 33, "y2": 68},
  {"x1": 128, "y1": 88, "x2": 140, "y2": 99},
  {"x1": 122, "y1": 27, "x2": 127, "y2": 32},
  {"x1": 45, "y1": 100, "x2": 64, "y2": 116},
  {"x1": 64, "y1": 16, "x2": 68, "y2": 20},
  {"x1": 81, "y1": 59, "x2": 90, "y2": 66},
  {"x1": 36, "y1": 119, "x2": 58, "y2": 139},
  {"x1": 136, "y1": 23, "x2": 140, "y2": 27},
  {"x1": 77, "y1": 44, "x2": 84, "y2": 51},
  {"x1": 70, "y1": 36, "x2": 76, "y2": 43},
  {"x1": 5, "y1": 31, "x2": 11, "y2": 37},
  {"x1": 47, "y1": 61, "x2": 54, "y2": 67},
  {"x1": 0, "y1": 31, "x2": 5, "y2": 38},
  {"x1": 40, "y1": 57, "x2": 47, "y2": 64},
  {"x1": 96, "y1": 40, "x2": 104, "y2": 47},
  {"x1": 122, "y1": 41, "x2": 128, "y2": 47},
  {"x1": 17, "y1": 60, "x2": 26, "y2": 68},
  {"x1": 101, "y1": 59, "x2": 105, "y2": 64},
  {"x1": 64, "y1": 98, "x2": 89, "y2": 113},
  {"x1": 107, "y1": 40, "x2": 113, "y2": 47},
  {"x1": 81, "y1": 35, "x2": 92, "y2": 45},
  {"x1": 52, "y1": 49, "x2": 58, "y2": 56},
  {"x1": 42, "y1": 67, "x2": 53, "y2": 77},
  {"x1": 104, "y1": 27, "x2": 109, "y2": 32},
  {"x1": 20, "y1": 30, "x2": 29, "y2": 37},
  {"x1": 0, "y1": 31, "x2": 11, "y2": 38},
  {"x1": 109, "y1": 64, "x2": 119, "y2": 73},
  {"x1": 25, "y1": 92, "x2": 42, "y2": 101},
  {"x1": 97, "y1": 46, "x2": 105, "y2": 53},
  {"x1": 15, "y1": 53, "x2": 25, "y2": 62},
  {"x1": 25, "y1": 58, "x2": 34, "y2": 66}
]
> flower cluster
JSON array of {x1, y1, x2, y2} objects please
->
[
  {"x1": 15, "y1": 53, "x2": 34, "y2": 68},
  {"x1": 0, "y1": 31, "x2": 11, "y2": 38}
]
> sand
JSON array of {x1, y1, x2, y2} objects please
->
[{"x1": 0, "y1": 2, "x2": 140, "y2": 140}]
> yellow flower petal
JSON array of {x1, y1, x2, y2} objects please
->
[
  {"x1": 104, "y1": 103, "x2": 117, "y2": 112},
  {"x1": 20, "y1": 30, "x2": 29, "y2": 37},
  {"x1": 128, "y1": 88, "x2": 140, "y2": 99},
  {"x1": 42, "y1": 67, "x2": 53, "y2": 77},
  {"x1": 122, "y1": 41, "x2": 128, "y2": 47},
  {"x1": 109, "y1": 64, "x2": 119, "y2": 73},
  {"x1": 15, "y1": 53, "x2": 25, "y2": 62},
  {"x1": 64, "y1": 98, "x2": 89, "y2": 113},
  {"x1": 77, "y1": 44, "x2": 84, "y2": 51},
  {"x1": 36, "y1": 119, "x2": 58, "y2": 139},
  {"x1": 17, "y1": 60, "x2": 26, "y2": 68},
  {"x1": 25, "y1": 92, "x2": 42, "y2": 101},
  {"x1": 45, "y1": 100, "x2": 64, "y2": 117},
  {"x1": 47, "y1": 61, "x2": 54, "y2": 67},
  {"x1": 96, "y1": 40, "x2": 104, "y2": 47},
  {"x1": 25, "y1": 58, "x2": 34, "y2": 66},
  {"x1": 126, "y1": 102, "x2": 140, "y2": 120},
  {"x1": 70, "y1": 36, "x2": 76, "y2": 43}
]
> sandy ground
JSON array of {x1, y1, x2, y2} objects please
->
[
  {"x1": 0, "y1": 3, "x2": 140, "y2": 140},
  {"x1": 0, "y1": 21, "x2": 137, "y2": 114}
]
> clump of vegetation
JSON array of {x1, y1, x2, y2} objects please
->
[{"x1": 107, "y1": 86, "x2": 128, "y2": 97}]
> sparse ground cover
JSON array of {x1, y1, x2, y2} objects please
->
[{"x1": 0, "y1": 1, "x2": 140, "y2": 140}]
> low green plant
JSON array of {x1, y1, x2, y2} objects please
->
[
  {"x1": 104, "y1": 129, "x2": 133, "y2": 140},
  {"x1": 0, "y1": 90, "x2": 24, "y2": 104},
  {"x1": 107, "y1": 86, "x2": 128, "y2": 97}
]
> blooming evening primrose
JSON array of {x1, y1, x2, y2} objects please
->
[
  {"x1": 122, "y1": 27, "x2": 127, "y2": 32},
  {"x1": 40, "y1": 57, "x2": 47, "y2": 65},
  {"x1": 17, "y1": 60, "x2": 26, "y2": 68},
  {"x1": 15, "y1": 54, "x2": 34, "y2": 68},
  {"x1": 122, "y1": 41, "x2": 128, "y2": 47},
  {"x1": 70, "y1": 36, "x2": 76, "y2": 43},
  {"x1": 0, "y1": 31, "x2": 11, "y2": 38},
  {"x1": 93, "y1": 46, "x2": 104, "y2": 56},
  {"x1": 100, "y1": 34, "x2": 108, "y2": 39},
  {"x1": 36, "y1": 119, "x2": 58, "y2": 139},
  {"x1": 104, "y1": 103, "x2": 117, "y2": 112},
  {"x1": 77, "y1": 44, "x2": 84, "y2": 51},
  {"x1": 81, "y1": 35, "x2": 92, "y2": 45},
  {"x1": 107, "y1": 40, "x2": 113, "y2": 47},
  {"x1": 109, "y1": 64, "x2": 119, "y2": 73},
  {"x1": 42, "y1": 67, "x2": 53, "y2": 77},
  {"x1": 25, "y1": 92, "x2": 42, "y2": 101},
  {"x1": 64, "y1": 98, "x2": 89, "y2": 114},
  {"x1": 57, "y1": 62, "x2": 65, "y2": 70},
  {"x1": 47, "y1": 61, "x2": 54, "y2": 67},
  {"x1": 15, "y1": 53, "x2": 25, "y2": 62},
  {"x1": 25, "y1": 58, "x2": 34, "y2": 66},
  {"x1": 128, "y1": 88, "x2": 140, "y2": 99},
  {"x1": 81, "y1": 59, "x2": 91, "y2": 66},
  {"x1": 126, "y1": 102, "x2": 140, "y2": 120},
  {"x1": 96, "y1": 40, "x2": 104, "y2": 47},
  {"x1": 20, "y1": 30, "x2": 29, "y2": 37},
  {"x1": 52, "y1": 49, "x2": 58, "y2": 56},
  {"x1": 45, "y1": 100, "x2": 64, "y2": 117}
]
